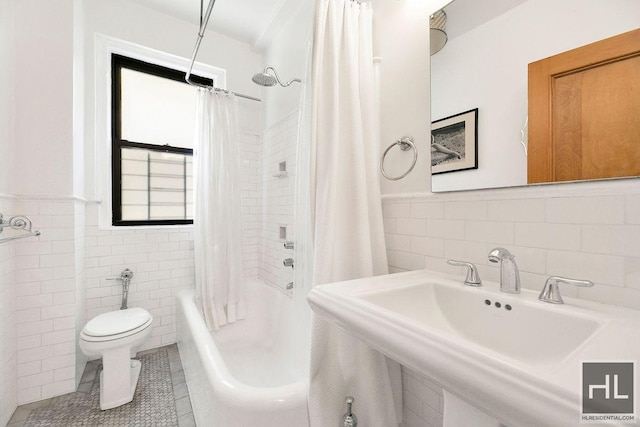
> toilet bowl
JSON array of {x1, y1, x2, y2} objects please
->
[{"x1": 79, "y1": 307, "x2": 153, "y2": 410}]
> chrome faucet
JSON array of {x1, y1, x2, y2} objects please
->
[{"x1": 488, "y1": 248, "x2": 520, "y2": 294}]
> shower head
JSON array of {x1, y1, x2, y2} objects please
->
[
  {"x1": 252, "y1": 71, "x2": 278, "y2": 87},
  {"x1": 251, "y1": 66, "x2": 301, "y2": 88}
]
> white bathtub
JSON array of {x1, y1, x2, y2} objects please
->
[{"x1": 177, "y1": 280, "x2": 310, "y2": 427}]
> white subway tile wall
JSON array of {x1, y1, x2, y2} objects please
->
[
  {"x1": 84, "y1": 202, "x2": 194, "y2": 352},
  {"x1": 73, "y1": 201, "x2": 87, "y2": 388},
  {"x1": 387, "y1": 184, "x2": 640, "y2": 427},
  {"x1": 0, "y1": 197, "x2": 17, "y2": 425},
  {"x1": 401, "y1": 367, "x2": 443, "y2": 427},
  {"x1": 238, "y1": 99, "x2": 262, "y2": 280},
  {"x1": 13, "y1": 199, "x2": 78, "y2": 404},
  {"x1": 259, "y1": 111, "x2": 298, "y2": 294}
]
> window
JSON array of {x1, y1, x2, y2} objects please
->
[{"x1": 111, "y1": 54, "x2": 212, "y2": 226}]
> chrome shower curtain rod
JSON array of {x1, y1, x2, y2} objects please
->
[{"x1": 185, "y1": 0, "x2": 261, "y2": 102}]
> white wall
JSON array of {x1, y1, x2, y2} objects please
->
[
  {"x1": 0, "y1": 0, "x2": 15, "y2": 196},
  {"x1": 0, "y1": 7, "x2": 17, "y2": 422},
  {"x1": 0, "y1": 4, "x2": 17, "y2": 418},
  {"x1": 13, "y1": 0, "x2": 75, "y2": 197},
  {"x1": 237, "y1": 99, "x2": 263, "y2": 280},
  {"x1": 261, "y1": 1, "x2": 312, "y2": 129},
  {"x1": 431, "y1": 0, "x2": 640, "y2": 192},
  {"x1": 373, "y1": 0, "x2": 432, "y2": 195},
  {"x1": 13, "y1": 197, "x2": 79, "y2": 404},
  {"x1": 0, "y1": 199, "x2": 17, "y2": 426}
]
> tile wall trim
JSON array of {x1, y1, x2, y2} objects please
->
[{"x1": 382, "y1": 177, "x2": 640, "y2": 202}]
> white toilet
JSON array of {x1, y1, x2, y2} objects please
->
[{"x1": 79, "y1": 307, "x2": 153, "y2": 410}]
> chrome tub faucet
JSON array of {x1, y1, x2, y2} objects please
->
[{"x1": 488, "y1": 248, "x2": 520, "y2": 294}]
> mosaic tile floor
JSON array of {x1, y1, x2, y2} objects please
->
[{"x1": 7, "y1": 345, "x2": 195, "y2": 427}]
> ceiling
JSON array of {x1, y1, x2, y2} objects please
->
[
  {"x1": 444, "y1": 0, "x2": 527, "y2": 41},
  {"x1": 130, "y1": 0, "x2": 529, "y2": 52},
  {"x1": 128, "y1": 0, "x2": 298, "y2": 50}
]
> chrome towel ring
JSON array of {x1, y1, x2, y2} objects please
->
[{"x1": 380, "y1": 136, "x2": 418, "y2": 181}]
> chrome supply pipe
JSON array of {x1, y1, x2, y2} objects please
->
[
  {"x1": 342, "y1": 396, "x2": 358, "y2": 427},
  {"x1": 108, "y1": 268, "x2": 134, "y2": 310}
]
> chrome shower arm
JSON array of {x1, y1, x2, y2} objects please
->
[{"x1": 265, "y1": 66, "x2": 302, "y2": 87}]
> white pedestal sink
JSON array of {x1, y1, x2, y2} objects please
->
[{"x1": 307, "y1": 269, "x2": 640, "y2": 427}]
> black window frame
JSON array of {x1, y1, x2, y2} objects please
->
[{"x1": 111, "y1": 54, "x2": 212, "y2": 226}]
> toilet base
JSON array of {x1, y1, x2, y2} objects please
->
[{"x1": 99, "y1": 356, "x2": 142, "y2": 410}]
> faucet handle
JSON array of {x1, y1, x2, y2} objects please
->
[
  {"x1": 447, "y1": 260, "x2": 482, "y2": 287},
  {"x1": 539, "y1": 276, "x2": 594, "y2": 304}
]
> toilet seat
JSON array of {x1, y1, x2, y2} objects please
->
[{"x1": 81, "y1": 308, "x2": 153, "y2": 342}]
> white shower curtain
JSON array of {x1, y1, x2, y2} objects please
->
[
  {"x1": 193, "y1": 90, "x2": 245, "y2": 331},
  {"x1": 308, "y1": 0, "x2": 399, "y2": 425}
]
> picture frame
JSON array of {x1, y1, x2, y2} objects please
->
[{"x1": 431, "y1": 108, "x2": 478, "y2": 175}]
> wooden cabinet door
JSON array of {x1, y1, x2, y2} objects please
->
[{"x1": 528, "y1": 28, "x2": 640, "y2": 184}]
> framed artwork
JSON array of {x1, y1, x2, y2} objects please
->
[{"x1": 431, "y1": 108, "x2": 478, "y2": 175}]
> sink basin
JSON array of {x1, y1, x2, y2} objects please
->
[
  {"x1": 307, "y1": 269, "x2": 640, "y2": 427},
  {"x1": 360, "y1": 282, "x2": 603, "y2": 368}
]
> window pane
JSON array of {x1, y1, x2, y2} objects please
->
[
  {"x1": 150, "y1": 205, "x2": 185, "y2": 220},
  {"x1": 121, "y1": 68, "x2": 197, "y2": 148},
  {"x1": 122, "y1": 189, "x2": 148, "y2": 205},
  {"x1": 150, "y1": 191, "x2": 184, "y2": 204},
  {"x1": 121, "y1": 206, "x2": 148, "y2": 221},
  {"x1": 122, "y1": 175, "x2": 147, "y2": 190},
  {"x1": 120, "y1": 147, "x2": 192, "y2": 222}
]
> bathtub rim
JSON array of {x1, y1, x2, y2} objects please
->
[{"x1": 176, "y1": 288, "x2": 309, "y2": 410}]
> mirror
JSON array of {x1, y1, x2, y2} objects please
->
[{"x1": 430, "y1": 0, "x2": 640, "y2": 192}]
